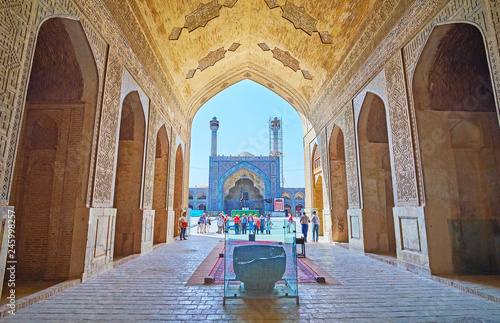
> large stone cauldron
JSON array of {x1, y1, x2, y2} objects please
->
[{"x1": 233, "y1": 245, "x2": 286, "y2": 292}]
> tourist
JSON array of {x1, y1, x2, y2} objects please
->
[
  {"x1": 265, "y1": 214, "x2": 272, "y2": 234},
  {"x1": 217, "y1": 212, "x2": 225, "y2": 234},
  {"x1": 255, "y1": 216, "x2": 261, "y2": 234},
  {"x1": 260, "y1": 215, "x2": 266, "y2": 234},
  {"x1": 207, "y1": 214, "x2": 211, "y2": 233},
  {"x1": 241, "y1": 214, "x2": 248, "y2": 234},
  {"x1": 197, "y1": 216, "x2": 202, "y2": 234},
  {"x1": 234, "y1": 214, "x2": 240, "y2": 234},
  {"x1": 248, "y1": 214, "x2": 254, "y2": 234},
  {"x1": 200, "y1": 212, "x2": 207, "y2": 234},
  {"x1": 300, "y1": 211, "x2": 310, "y2": 243},
  {"x1": 287, "y1": 214, "x2": 294, "y2": 233},
  {"x1": 179, "y1": 211, "x2": 188, "y2": 240},
  {"x1": 311, "y1": 211, "x2": 320, "y2": 243}
]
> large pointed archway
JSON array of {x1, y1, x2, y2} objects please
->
[
  {"x1": 8, "y1": 17, "x2": 98, "y2": 282},
  {"x1": 358, "y1": 92, "x2": 396, "y2": 255},
  {"x1": 173, "y1": 145, "x2": 184, "y2": 238},
  {"x1": 114, "y1": 91, "x2": 146, "y2": 258},
  {"x1": 329, "y1": 125, "x2": 348, "y2": 242},
  {"x1": 413, "y1": 23, "x2": 500, "y2": 275},
  {"x1": 153, "y1": 125, "x2": 169, "y2": 245}
]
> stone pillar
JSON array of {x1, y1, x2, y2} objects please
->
[
  {"x1": 141, "y1": 210, "x2": 155, "y2": 254},
  {"x1": 82, "y1": 208, "x2": 116, "y2": 281},
  {"x1": 335, "y1": 103, "x2": 364, "y2": 252},
  {"x1": 385, "y1": 51, "x2": 430, "y2": 276}
]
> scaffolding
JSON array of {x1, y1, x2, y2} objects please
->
[{"x1": 269, "y1": 117, "x2": 284, "y2": 187}]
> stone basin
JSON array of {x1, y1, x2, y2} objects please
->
[{"x1": 233, "y1": 245, "x2": 286, "y2": 293}]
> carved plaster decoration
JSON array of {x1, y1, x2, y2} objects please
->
[
  {"x1": 169, "y1": 0, "x2": 239, "y2": 40},
  {"x1": 186, "y1": 43, "x2": 241, "y2": 79},
  {"x1": 259, "y1": 43, "x2": 312, "y2": 80},
  {"x1": 266, "y1": 1, "x2": 333, "y2": 44}
]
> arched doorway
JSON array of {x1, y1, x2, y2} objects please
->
[
  {"x1": 224, "y1": 178, "x2": 264, "y2": 214},
  {"x1": 114, "y1": 91, "x2": 145, "y2": 257},
  {"x1": 413, "y1": 23, "x2": 500, "y2": 274},
  {"x1": 9, "y1": 18, "x2": 98, "y2": 282},
  {"x1": 153, "y1": 125, "x2": 169, "y2": 245},
  {"x1": 329, "y1": 125, "x2": 348, "y2": 242},
  {"x1": 173, "y1": 145, "x2": 184, "y2": 238},
  {"x1": 197, "y1": 204, "x2": 206, "y2": 210},
  {"x1": 358, "y1": 92, "x2": 396, "y2": 255},
  {"x1": 312, "y1": 144, "x2": 324, "y2": 236}
]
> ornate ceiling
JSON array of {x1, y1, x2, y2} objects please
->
[{"x1": 103, "y1": 0, "x2": 390, "y2": 120}]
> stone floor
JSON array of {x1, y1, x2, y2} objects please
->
[{"x1": 3, "y1": 236, "x2": 500, "y2": 322}]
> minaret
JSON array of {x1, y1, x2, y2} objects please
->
[
  {"x1": 270, "y1": 117, "x2": 281, "y2": 156},
  {"x1": 210, "y1": 117, "x2": 219, "y2": 156}
]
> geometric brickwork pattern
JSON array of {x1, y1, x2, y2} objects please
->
[
  {"x1": 403, "y1": 0, "x2": 500, "y2": 205},
  {"x1": 319, "y1": 128, "x2": 331, "y2": 211},
  {"x1": 264, "y1": 0, "x2": 332, "y2": 44},
  {"x1": 142, "y1": 107, "x2": 158, "y2": 210},
  {"x1": 258, "y1": 43, "x2": 312, "y2": 80},
  {"x1": 186, "y1": 43, "x2": 241, "y2": 79},
  {"x1": 96, "y1": 0, "x2": 185, "y2": 124},
  {"x1": 332, "y1": 103, "x2": 360, "y2": 209},
  {"x1": 384, "y1": 52, "x2": 419, "y2": 206},
  {"x1": 92, "y1": 50, "x2": 123, "y2": 208},
  {"x1": 0, "y1": 0, "x2": 109, "y2": 203},
  {"x1": 0, "y1": 1, "x2": 33, "y2": 202},
  {"x1": 1, "y1": 0, "x2": 185, "y2": 206},
  {"x1": 311, "y1": 0, "x2": 405, "y2": 127},
  {"x1": 353, "y1": 71, "x2": 388, "y2": 123},
  {"x1": 169, "y1": 0, "x2": 239, "y2": 40}
]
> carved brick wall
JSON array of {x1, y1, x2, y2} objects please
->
[
  {"x1": 403, "y1": 0, "x2": 500, "y2": 205},
  {"x1": 385, "y1": 52, "x2": 419, "y2": 206},
  {"x1": 93, "y1": 49, "x2": 123, "y2": 208},
  {"x1": 142, "y1": 107, "x2": 158, "y2": 210},
  {"x1": 0, "y1": 0, "x2": 110, "y2": 203},
  {"x1": 332, "y1": 104, "x2": 360, "y2": 209}
]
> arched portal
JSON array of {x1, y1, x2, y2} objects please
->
[
  {"x1": 114, "y1": 91, "x2": 146, "y2": 257},
  {"x1": 153, "y1": 125, "x2": 169, "y2": 245},
  {"x1": 311, "y1": 144, "x2": 324, "y2": 236},
  {"x1": 173, "y1": 145, "x2": 184, "y2": 238},
  {"x1": 224, "y1": 178, "x2": 264, "y2": 214},
  {"x1": 9, "y1": 18, "x2": 98, "y2": 281},
  {"x1": 329, "y1": 125, "x2": 348, "y2": 242},
  {"x1": 358, "y1": 92, "x2": 396, "y2": 255},
  {"x1": 413, "y1": 23, "x2": 500, "y2": 274}
]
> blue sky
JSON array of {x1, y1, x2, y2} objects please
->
[{"x1": 189, "y1": 79, "x2": 305, "y2": 188}]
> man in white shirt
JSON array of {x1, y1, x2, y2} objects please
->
[{"x1": 311, "y1": 211, "x2": 320, "y2": 243}]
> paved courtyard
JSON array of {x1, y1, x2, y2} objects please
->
[{"x1": 3, "y1": 235, "x2": 500, "y2": 322}]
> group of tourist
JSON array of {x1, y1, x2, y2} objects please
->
[
  {"x1": 299, "y1": 210, "x2": 320, "y2": 243},
  {"x1": 196, "y1": 212, "x2": 211, "y2": 234},
  {"x1": 232, "y1": 214, "x2": 272, "y2": 235}
]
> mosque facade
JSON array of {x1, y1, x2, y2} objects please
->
[{"x1": 192, "y1": 117, "x2": 305, "y2": 215}]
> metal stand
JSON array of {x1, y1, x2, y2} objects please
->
[{"x1": 296, "y1": 237, "x2": 305, "y2": 258}]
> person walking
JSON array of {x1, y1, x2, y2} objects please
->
[
  {"x1": 217, "y1": 212, "x2": 225, "y2": 234},
  {"x1": 287, "y1": 214, "x2": 294, "y2": 233},
  {"x1": 255, "y1": 216, "x2": 261, "y2": 234},
  {"x1": 206, "y1": 214, "x2": 211, "y2": 233},
  {"x1": 300, "y1": 211, "x2": 310, "y2": 243},
  {"x1": 311, "y1": 211, "x2": 320, "y2": 243},
  {"x1": 179, "y1": 211, "x2": 188, "y2": 240}
]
